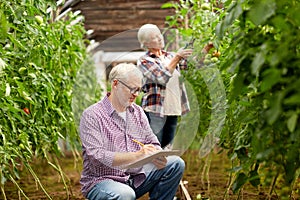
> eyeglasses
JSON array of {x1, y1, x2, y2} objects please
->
[{"x1": 117, "y1": 79, "x2": 142, "y2": 94}]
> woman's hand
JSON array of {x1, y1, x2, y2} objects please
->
[{"x1": 176, "y1": 48, "x2": 193, "y2": 59}]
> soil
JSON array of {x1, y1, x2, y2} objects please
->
[{"x1": 1, "y1": 149, "x2": 298, "y2": 200}]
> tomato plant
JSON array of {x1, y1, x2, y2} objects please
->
[
  {"x1": 164, "y1": 0, "x2": 300, "y2": 198},
  {"x1": 0, "y1": 0, "x2": 99, "y2": 199}
]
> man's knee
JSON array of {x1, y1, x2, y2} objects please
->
[
  {"x1": 175, "y1": 157, "x2": 185, "y2": 174},
  {"x1": 167, "y1": 156, "x2": 185, "y2": 175},
  {"x1": 118, "y1": 186, "x2": 136, "y2": 200},
  {"x1": 87, "y1": 181, "x2": 136, "y2": 200},
  {"x1": 169, "y1": 155, "x2": 185, "y2": 166}
]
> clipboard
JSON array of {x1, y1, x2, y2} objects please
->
[{"x1": 121, "y1": 150, "x2": 182, "y2": 169}]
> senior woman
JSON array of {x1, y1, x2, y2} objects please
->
[{"x1": 137, "y1": 24, "x2": 193, "y2": 148}]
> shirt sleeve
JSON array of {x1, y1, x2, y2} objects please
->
[
  {"x1": 137, "y1": 56, "x2": 172, "y2": 86},
  {"x1": 80, "y1": 109, "x2": 115, "y2": 168}
]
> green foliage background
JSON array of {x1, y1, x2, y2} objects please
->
[
  {"x1": 0, "y1": 0, "x2": 99, "y2": 198},
  {"x1": 1, "y1": 0, "x2": 299, "y2": 199},
  {"x1": 164, "y1": 0, "x2": 300, "y2": 198}
]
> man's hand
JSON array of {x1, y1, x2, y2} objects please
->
[
  {"x1": 152, "y1": 156, "x2": 167, "y2": 169},
  {"x1": 139, "y1": 144, "x2": 157, "y2": 155},
  {"x1": 138, "y1": 145, "x2": 167, "y2": 169},
  {"x1": 113, "y1": 144, "x2": 159, "y2": 167}
]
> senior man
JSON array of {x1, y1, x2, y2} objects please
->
[{"x1": 79, "y1": 63, "x2": 185, "y2": 200}]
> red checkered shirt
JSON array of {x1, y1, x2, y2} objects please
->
[
  {"x1": 79, "y1": 93, "x2": 161, "y2": 197},
  {"x1": 137, "y1": 50, "x2": 190, "y2": 117}
]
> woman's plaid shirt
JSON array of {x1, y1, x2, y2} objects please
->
[{"x1": 137, "y1": 50, "x2": 190, "y2": 117}]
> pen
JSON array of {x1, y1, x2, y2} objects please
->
[{"x1": 132, "y1": 139, "x2": 144, "y2": 147}]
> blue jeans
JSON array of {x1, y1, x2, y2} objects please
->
[
  {"x1": 145, "y1": 112, "x2": 178, "y2": 148},
  {"x1": 86, "y1": 156, "x2": 185, "y2": 200}
]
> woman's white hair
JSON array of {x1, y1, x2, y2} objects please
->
[
  {"x1": 108, "y1": 63, "x2": 143, "y2": 82},
  {"x1": 137, "y1": 24, "x2": 161, "y2": 49}
]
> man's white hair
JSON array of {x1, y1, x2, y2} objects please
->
[
  {"x1": 137, "y1": 24, "x2": 161, "y2": 49},
  {"x1": 108, "y1": 63, "x2": 143, "y2": 82}
]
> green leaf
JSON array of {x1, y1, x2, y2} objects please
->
[
  {"x1": 161, "y1": 2, "x2": 177, "y2": 9},
  {"x1": 248, "y1": 0, "x2": 276, "y2": 26},
  {"x1": 249, "y1": 170, "x2": 260, "y2": 187},
  {"x1": 232, "y1": 172, "x2": 247, "y2": 193},
  {"x1": 1, "y1": 174, "x2": 7, "y2": 185},
  {"x1": 231, "y1": 73, "x2": 245, "y2": 101},
  {"x1": 0, "y1": 10, "x2": 9, "y2": 38},
  {"x1": 216, "y1": 2, "x2": 242, "y2": 38},
  {"x1": 5, "y1": 83, "x2": 10, "y2": 96},
  {"x1": 287, "y1": 113, "x2": 298, "y2": 133},
  {"x1": 271, "y1": 15, "x2": 291, "y2": 31},
  {"x1": 265, "y1": 92, "x2": 283, "y2": 125},
  {"x1": 260, "y1": 68, "x2": 281, "y2": 92},
  {"x1": 284, "y1": 93, "x2": 300, "y2": 105},
  {"x1": 251, "y1": 51, "x2": 265, "y2": 75},
  {"x1": 288, "y1": 5, "x2": 300, "y2": 26}
]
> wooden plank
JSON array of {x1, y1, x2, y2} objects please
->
[
  {"x1": 93, "y1": 32, "x2": 141, "y2": 51},
  {"x1": 91, "y1": 30, "x2": 176, "y2": 52},
  {"x1": 87, "y1": 24, "x2": 173, "y2": 43},
  {"x1": 179, "y1": 180, "x2": 192, "y2": 200},
  {"x1": 84, "y1": 22, "x2": 168, "y2": 30},
  {"x1": 73, "y1": 0, "x2": 170, "y2": 9},
  {"x1": 81, "y1": 9, "x2": 173, "y2": 19},
  {"x1": 85, "y1": 20, "x2": 167, "y2": 31},
  {"x1": 100, "y1": 51, "x2": 147, "y2": 63}
]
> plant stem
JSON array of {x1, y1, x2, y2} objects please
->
[
  {"x1": 1, "y1": 184, "x2": 7, "y2": 200},
  {"x1": 24, "y1": 162, "x2": 52, "y2": 200},
  {"x1": 53, "y1": 156, "x2": 72, "y2": 199},
  {"x1": 8, "y1": 175, "x2": 30, "y2": 200},
  {"x1": 223, "y1": 160, "x2": 234, "y2": 200},
  {"x1": 268, "y1": 171, "x2": 279, "y2": 200}
]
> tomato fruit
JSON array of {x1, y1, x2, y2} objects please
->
[
  {"x1": 23, "y1": 108, "x2": 30, "y2": 114},
  {"x1": 212, "y1": 51, "x2": 221, "y2": 57},
  {"x1": 18, "y1": 67, "x2": 27, "y2": 73},
  {"x1": 19, "y1": 144, "x2": 25, "y2": 150},
  {"x1": 205, "y1": 54, "x2": 212, "y2": 59},
  {"x1": 201, "y1": 3, "x2": 210, "y2": 10},
  {"x1": 203, "y1": 59, "x2": 211, "y2": 65},
  {"x1": 35, "y1": 15, "x2": 43, "y2": 24},
  {"x1": 211, "y1": 57, "x2": 219, "y2": 62}
]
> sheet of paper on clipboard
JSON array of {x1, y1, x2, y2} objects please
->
[{"x1": 121, "y1": 150, "x2": 182, "y2": 169}]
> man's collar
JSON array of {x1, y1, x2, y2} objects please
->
[{"x1": 104, "y1": 92, "x2": 135, "y2": 116}]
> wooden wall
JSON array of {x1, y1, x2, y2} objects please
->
[{"x1": 71, "y1": 0, "x2": 175, "y2": 52}]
